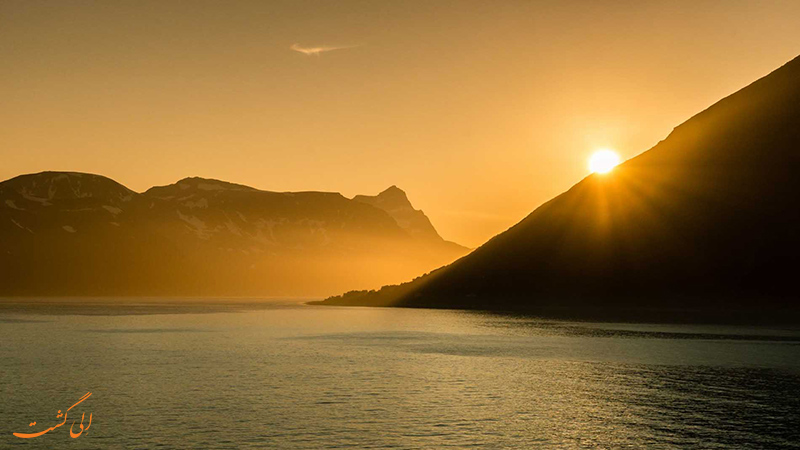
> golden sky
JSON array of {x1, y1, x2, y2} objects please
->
[{"x1": 2, "y1": 0, "x2": 799, "y2": 247}]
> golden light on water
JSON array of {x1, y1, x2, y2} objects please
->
[{"x1": 589, "y1": 149, "x2": 621, "y2": 174}]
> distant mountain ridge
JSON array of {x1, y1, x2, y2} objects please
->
[
  {"x1": 354, "y1": 185, "x2": 441, "y2": 240},
  {"x1": 317, "y1": 55, "x2": 800, "y2": 322},
  {"x1": 0, "y1": 173, "x2": 469, "y2": 296}
]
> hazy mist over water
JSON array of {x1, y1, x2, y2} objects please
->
[{"x1": 2, "y1": 302, "x2": 799, "y2": 448}]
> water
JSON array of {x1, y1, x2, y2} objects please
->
[{"x1": 1, "y1": 300, "x2": 799, "y2": 449}]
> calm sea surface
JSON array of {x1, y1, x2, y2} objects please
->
[{"x1": 1, "y1": 300, "x2": 799, "y2": 449}]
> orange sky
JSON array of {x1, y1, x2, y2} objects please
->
[{"x1": 2, "y1": 0, "x2": 799, "y2": 247}]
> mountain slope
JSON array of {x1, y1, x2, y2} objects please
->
[
  {"x1": 318, "y1": 55, "x2": 800, "y2": 320},
  {"x1": 354, "y1": 186, "x2": 442, "y2": 240},
  {"x1": 353, "y1": 186, "x2": 469, "y2": 252},
  {"x1": 0, "y1": 174, "x2": 469, "y2": 296}
]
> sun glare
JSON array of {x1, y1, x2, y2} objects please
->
[{"x1": 589, "y1": 149, "x2": 621, "y2": 174}]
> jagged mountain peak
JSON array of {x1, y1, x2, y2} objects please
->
[
  {"x1": 353, "y1": 186, "x2": 444, "y2": 241},
  {"x1": 354, "y1": 185, "x2": 412, "y2": 211},
  {"x1": 373, "y1": 185, "x2": 413, "y2": 209}
]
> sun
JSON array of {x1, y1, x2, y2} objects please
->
[{"x1": 589, "y1": 149, "x2": 621, "y2": 174}]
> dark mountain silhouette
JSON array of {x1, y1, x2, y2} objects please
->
[
  {"x1": 317, "y1": 55, "x2": 800, "y2": 322},
  {"x1": 0, "y1": 173, "x2": 468, "y2": 296}
]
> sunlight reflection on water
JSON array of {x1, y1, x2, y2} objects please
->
[{"x1": 1, "y1": 302, "x2": 799, "y2": 448}]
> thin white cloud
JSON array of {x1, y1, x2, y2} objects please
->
[{"x1": 290, "y1": 43, "x2": 361, "y2": 56}]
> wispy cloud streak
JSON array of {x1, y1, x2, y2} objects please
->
[{"x1": 290, "y1": 43, "x2": 361, "y2": 56}]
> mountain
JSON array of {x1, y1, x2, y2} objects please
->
[
  {"x1": 354, "y1": 186, "x2": 441, "y2": 240},
  {"x1": 353, "y1": 185, "x2": 467, "y2": 253},
  {"x1": 0, "y1": 173, "x2": 469, "y2": 296},
  {"x1": 316, "y1": 55, "x2": 800, "y2": 322}
]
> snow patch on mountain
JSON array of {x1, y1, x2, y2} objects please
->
[
  {"x1": 197, "y1": 183, "x2": 226, "y2": 191},
  {"x1": 103, "y1": 205, "x2": 123, "y2": 215},
  {"x1": 10, "y1": 219, "x2": 33, "y2": 233},
  {"x1": 176, "y1": 210, "x2": 211, "y2": 239},
  {"x1": 184, "y1": 198, "x2": 209, "y2": 209},
  {"x1": 224, "y1": 219, "x2": 243, "y2": 236},
  {"x1": 21, "y1": 193, "x2": 52, "y2": 206}
]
